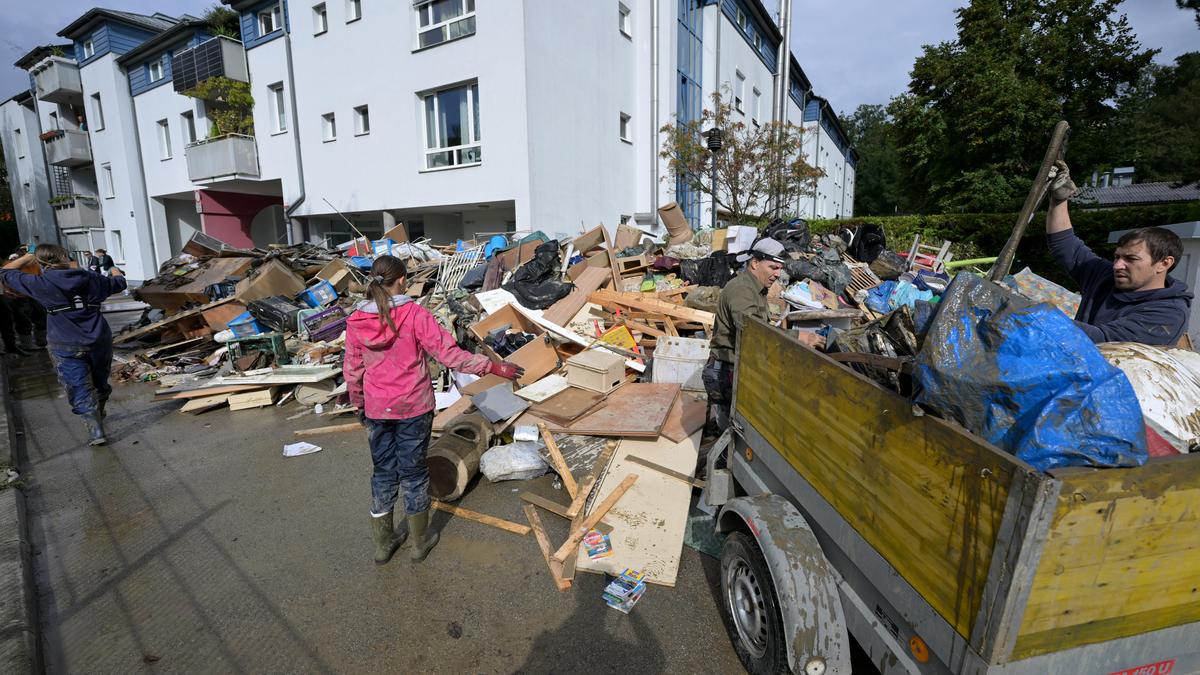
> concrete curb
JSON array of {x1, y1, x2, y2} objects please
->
[{"x1": 0, "y1": 359, "x2": 40, "y2": 674}]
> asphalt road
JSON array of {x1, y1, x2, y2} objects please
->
[{"x1": 9, "y1": 350, "x2": 748, "y2": 674}]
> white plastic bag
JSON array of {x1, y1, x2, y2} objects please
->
[{"x1": 479, "y1": 441, "x2": 549, "y2": 482}]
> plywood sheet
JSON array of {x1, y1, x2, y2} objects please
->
[
  {"x1": 515, "y1": 374, "x2": 570, "y2": 403},
  {"x1": 660, "y1": 392, "x2": 708, "y2": 443},
  {"x1": 544, "y1": 266, "x2": 611, "y2": 326},
  {"x1": 528, "y1": 386, "x2": 606, "y2": 425},
  {"x1": 566, "y1": 383, "x2": 679, "y2": 437},
  {"x1": 575, "y1": 432, "x2": 700, "y2": 586}
]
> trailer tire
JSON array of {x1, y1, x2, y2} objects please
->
[{"x1": 720, "y1": 531, "x2": 789, "y2": 675}]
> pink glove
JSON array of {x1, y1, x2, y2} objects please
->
[{"x1": 489, "y1": 360, "x2": 525, "y2": 380}]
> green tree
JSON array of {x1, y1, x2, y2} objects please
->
[
  {"x1": 1107, "y1": 52, "x2": 1200, "y2": 184},
  {"x1": 840, "y1": 104, "x2": 903, "y2": 215},
  {"x1": 1179, "y1": 0, "x2": 1200, "y2": 28},
  {"x1": 203, "y1": 4, "x2": 241, "y2": 39},
  {"x1": 891, "y1": 0, "x2": 1154, "y2": 213}
]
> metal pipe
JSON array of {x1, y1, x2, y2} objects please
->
[
  {"x1": 772, "y1": 0, "x2": 792, "y2": 218},
  {"x1": 650, "y1": 0, "x2": 660, "y2": 229},
  {"x1": 282, "y1": 0, "x2": 306, "y2": 245}
]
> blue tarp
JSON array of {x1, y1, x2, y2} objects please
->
[{"x1": 915, "y1": 274, "x2": 1146, "y2": 471}]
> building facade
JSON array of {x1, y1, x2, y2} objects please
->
[{"x1": 1, "y1": 0, "x2": 856, "y2": 282}]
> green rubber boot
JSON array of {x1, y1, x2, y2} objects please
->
[
  {"x1": 407, "y1": 509, "x2": 439, "y2": 562},
  {"x1": 371, "y1": 512, "x2": 405, "y2": 565}
]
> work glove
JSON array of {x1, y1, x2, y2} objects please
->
[
  {"x1": 489, "y1": 360, "x2": 525, "y2": 381},
  {"x1": 1047, "y1": 160, "x2": 1077, "y2": 203}
]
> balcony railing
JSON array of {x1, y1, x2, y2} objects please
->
[
  {"x1": 51, "y1": 195, "x2": 102, "y2": 231},
  {"x1": 185, "y1": 134, "x2": 259, "y2": 182},
  {"x1": 172, "y1": 36, "x2": 249, "y2": 94},
  {"x1": 31, "y1": 56, "x2": 83, "y2": 104},
  {"x1": 43, "y1": 129, "x2": 91, "y2": 167}
]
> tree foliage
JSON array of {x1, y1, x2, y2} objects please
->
[
  {"x1": 660, "y1": 91, "x2": 823, "y2": 224},
  {"x1": 203, "y1": 4, "x2": 241, "y2": 39},
  {"x1": 1180, "y1": 0, "x2": 1200, "y2": 27},
  {"x1": 183, "y1": 76, "x2": 255, "y2": 137},
  {"x1": 889, "y1": 0, "x2": 1154, "y2": 213},
  {"x1": 840, "y1": 104, "x2": 902, "y2": 215},
  {"x1": 1106, "y1": 52, "x2": 1200, "y2": 184}
]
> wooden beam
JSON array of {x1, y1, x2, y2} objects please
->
[
  {"x1": 621, "y1": 319, "x2": 667, "y2": 338},
  {"x1": 523, "y1": 504, "x2": 572, "y2": 591},
  {"x1": 432, "y1": 501, "x2": 531, "y2": 536},
  {"x1": 552, "y1": 474, "x2": 639, "y2": 563},
  {"x1": 588, "y1": 289, "x2": 714, "y2": 326},
  {"x1": 179, "y1": 394, "x2": 229, "y2": 414},
  {"x1": 538, "y1": 423, "x2": 579, "y2": 499},
  {"x1": 565, "y1": 475, "x2": 597, "y2": 519},
  {"x1": 293, "y1": 422, "x2": 364, "y2": 438},
  {"x1": 154, "y1": 384, "x2": 266, "y2": 400},
  {"x1": 626, "y1": 454, "x2": 706, "y2": 489},
  {"x1": 519, "y1": 492, "x2": 572, "y2": 519},
  {"x1": 562, "y1": 439, "x2": 619, "y2": 580}
]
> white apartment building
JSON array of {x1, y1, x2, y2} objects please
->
[{"x1": 1, "y1": 0, "x2": 856, "y2": 283}]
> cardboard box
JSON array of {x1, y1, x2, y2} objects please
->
[
  {"x1": 469, "y1": 304, "x2": 560, "y2": 386},
  {"x1": 383, "y1": 222, "x2": 409, "y2": 244},
  {"x1": 234, "y1": 259, "x2": 306, "y2": 304},
  {"x1": 201, "y1": 301, "x2": 248, "y2": 331},
  {"x1": 136, "y1": 256, "x2": 254, "y2": 313},
  {"x1": 657, "y1": 202, "x2": 693, "y2": 244},
  {"x1": 315, "y1": 258, "x2": 353, "y2": 293}
]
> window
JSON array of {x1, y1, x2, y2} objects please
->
[
  {"x1": 619, "y1": 113, "x2": 631, "y2": 143},
  {"x1": 618, "y1": 4, "x2": 631, "y2": 37},
  {"x1": 156, "y1": 119, "x2": 172, "y2": 159},
  {"x1": 751, "y1": 87, "x2": 761, "y2": 125},
  {"x1": 313, "y1": 3, "x2": 328, "y2": 34},
  {"x1": 354, "y1": 105, "x2": 370, "y2": 135},
  {"x1": 148, "y1": 58, "x2": 164, "y2": 83},
  {"x1": 14, "y1": 129, "x2": 23, "y2": 159},
  {"x1": 258, "y1": 6, "x2": 282, "y2": 35},
  {"x1": 101, "y1": 163, "x2": 114, "y2": 198},
  {"x1": 91, "y1": 93, "x2": 105, "y2": 130},
  {"x1": 421, "y1": 81, "x2": 481, "y2": 170},
  {"x1": 109, "y1": 230, "x2": 124, "y2": 262},
  {"x1": 734, "y1": 71, "x2": 745, "y2": 112},
  {"x1": 345, "y1": 0, "x2": 361, "y2": 22},
  {"x1": 415, "y1": 0, "x2": 476, "y2": 49},
  {"x1": 321, "y1": 112, "x2": 336, "y2": 141},
  {"x1": 83, "y1": 40, "x2": 95, "y2": 59},
  {"x1": 22, "y1": 184, "x2": 33, "y2": 210},
  {"x1": 181, "y1": 111, "x2": 197, "y2": 144},
  {"x1": 269, "y1": 83, "x2": 287, "y2": 132},
  {"x1": 49, "y1": 112, "x2": 59, "y2": 130}
]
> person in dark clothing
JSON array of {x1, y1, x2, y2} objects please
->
[
  {"x1": 95, "y1": 248, "x2": 115, "y2": 275},
  {"x1": 1046, "y1": 161, "x2": 1192, "y2": 345},
  {"x1": 85, "y1": 250, "x2": 101, "y2": 274},
  {"x1": 0, "y1": 244, "x2": 127, "y2": 445}
]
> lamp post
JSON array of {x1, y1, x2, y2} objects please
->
[{"x1": 705, "y1": 127, "x2": 723, "y2": 231}]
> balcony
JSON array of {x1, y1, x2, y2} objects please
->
[
  {"x1": 172, "y1": 36, "x2": 249, "y2": 94},
  {"x1": 185, "y1": 134, "x2": 259, "y2": 182},
  {"x1": 51, "y1": 196, "x2": 102, "y2": 232},
  {"x1": 31, "y1": 56, "x2": 82, "y2": 104},
  {"x1": 43, "y1": 129, "x2": 92, "y2": 167}
]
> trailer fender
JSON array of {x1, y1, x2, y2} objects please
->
[{"x1": 718, "y1": 494, "x2": 850, "y2": 675}]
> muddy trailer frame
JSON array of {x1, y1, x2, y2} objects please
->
[{"x1": 706, "y1": 318, "x2": 1200, "y2": 675}]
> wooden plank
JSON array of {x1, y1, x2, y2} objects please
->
[
  {"x1": 564, "y1": 474, "x2": 597, "y2": 518},
  {"x1": 519, "y1": 492, "x2": 572, "y2": 519},
  {"x1": 626, "y1": 454, "x2": 706, "y2": 489},
  {"x1": 544, "y1": 266, "x2": 611, "y2": 326},
  {"x1": 179, "y1": 394, "x2": 229, "y2": 414},
  {"x1": 660, "y1": 392, "x2": 708, "y2": 443},
  {"x1": 552, "y1": 474, "x2": 638, "y2": 563},
  {"x1": 514, "y1": 375, "x2": 570, "y2": 403},
  {"x1": 294, "y1": 422, "x2": 363, "y2": 438},
  {"x1": 114, "y1": 297, "x2": 237, "y2": 344},
  {"x1": 575, "y1": 434, "x2": 701, "y2": 586},
  {"x1": 538, "y1": 423, "x2": 579, "y2": 499},
  {"x1": 523, "y1": 504, "x2": 571, "y2": 591},
  {"x1": 589, "y1": 288, "x2": 715, "y2": 326},
  {"x1": 527, "y1": 387, "x2": 606, "y2": 425},
  {"x1": 155, "y1": 384, "x2": 267, "y2": 400},
  {"x1": 1012, "y1": 455, "x2": 1200, "y2": 659},
  {"x1": 735, "y1": 318, "x2": 1022, "y2": 639},
  {"x1": 432, "y1": 395, "x2": 473, "y2": 432},
  {"x1": 431, "y1": 501, "x2": 531, "y2": 536},
  {"x1": 562, "y1": 439, "x2": 619, "y2": 581},
  {"x1": 227, "y1": 388, "x2": 278, "y2": 411},
  {"x1": 565, "y1": 383, "x2": 679, "y2": 437}
]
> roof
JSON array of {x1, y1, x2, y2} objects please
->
[
  {"x1": 116, "y1": 20, "x2": 209, "y2": 66},
  {"x1": 1108, "y1": 221, "x2": 1200, "y2": 243},
  {"x1": 57, "y1": 8, "x2": 178, "y2": 39},
  {"x1": 1075, "y1": 182, "x2": 1200, "y2": 208},
  {"x1": 14, "y1": 44, "x2": 74, "y2": 70},
  {"x1": 1, "y1": 90, "x2": 34, "y2": 107}
]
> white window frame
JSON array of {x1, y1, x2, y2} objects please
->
[
  {"x1": 312, "y1": 3, "x2": 328, "y2": 34},
  {"x1": 83, "y1": 40, "x2": 95, "y2": 59},
  {"x1": 101, "y1": 163, "x2": 115, "y2": 198},
  {"x1": 751, "y1": 87, "x2": 761, "y2": 125},
  {"x1": 414, "y1": 0, "x2": 476, "y2": 50},
  {"x1": 181, "y1": 111, "x2": 197, "y2": 144},
  {"x1": 345, "y1": 0, "x2": 361, "y2": 23},
  {"x1": 321, "y1": 112, "x2": 336, "y2": 142},
  {"x1": 618, "y1": 4, "x2": 631, "y2": 37},
  {"x1": 420, "y1": 81, "x2": 481, "y2": 171},
  {"x1": 109, "y1": 230, "x2": 125, "y2": 264},
  {"x1": 268, "y1": 82, "x2": 287, "y2": 133},
  {"x1": 619, "y1": 112, "x2": 631, "y2": 143},
  {"x1": 734, "y1": 71, "x2": 746, "y2": 113},
  {"x1": 354, "y1": 105, "x2": 370, "y2": 136},
  {"x1": 91, "y1": 93, "x2": 105, "y2": 131},
  {"x1": 14, "y1": 129, "x2": 23, "y2": 159},
  {"x1": 148, "y1": 58, "x2": 164, "y2": 83},
  {"x1": 258, "y1": 6, "x2": 282, "y2": 35},
  {"x1": 156, "y1": 119, "x2": 172, "y2": 159}
]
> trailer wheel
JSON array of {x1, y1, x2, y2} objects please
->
[{"x1": 720, "y1": 531, "x2": 789, "y2": 674}]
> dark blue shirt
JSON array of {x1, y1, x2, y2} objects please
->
[
  {"x1": 0, "y1": 268, "x2": 127, "y2": 347},
  {"x1": 1048, "y1": 229, "x2": 1192, "y2": 345}
]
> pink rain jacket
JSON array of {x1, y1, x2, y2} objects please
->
[{"x1": 343, "y1": 295, "x2": 493, "y2": 420}]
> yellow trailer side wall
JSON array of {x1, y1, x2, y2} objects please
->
[
  {"x1": 1012, "y1": 455, "x2": 1200, "y2": 659},
  {"x1": 735, "y1": 320, "x2": 1020, "y2": 639}
]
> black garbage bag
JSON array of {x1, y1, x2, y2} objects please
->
[
  {"x1": 848, "y1": 223, "x2": 887, "y2": 263},
  {"x1": 762, "y1": 218, "x2": 811, "y2": 253},
  {"x1": 870, "y1": 249, "x2": 906, "y2": 281},
  {"x1": 458, "y1": 262, "x2": 488, "y2": 290},
  {"x1": 502, "y1": 239, "x2": 574, "y2": 309},
  {"x1": 784, "y1": 249, "x2": 852, "y2": 297},
  {"x1": 681, "y1": 251, "x2": 735, "y2": 288}
]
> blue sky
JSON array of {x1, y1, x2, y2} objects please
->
[{"x1": 1, "y1": 1, "x2": 1195, "y2": 113}]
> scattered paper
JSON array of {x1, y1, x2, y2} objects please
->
[
  {"x1": 283, "y1": 442, "x2": 322, "y2": 457},
  {"x1": 435, "y1": 385, "x2": 461, "y2": 411}
]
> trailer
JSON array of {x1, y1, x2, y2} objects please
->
[{"x1": 706, "y1": 318, "x2": 1200, "y2": 675}]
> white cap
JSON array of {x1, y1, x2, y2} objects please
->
[{"x1": 736, "y1": 237, "x2": 786, "y2": 264}]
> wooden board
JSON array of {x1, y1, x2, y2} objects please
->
[
  {"x1": 115, "y1": 297, "x2": 237, "y2": 344},
  {"x1": 552, "y1": 474, "x2": 638, "y2": 563},
  {"x1": 179, "y1": 394, "x2": 230, "y2": 414},
  {"x1": 527, "y1": 386, "x2": 606, "y2": 425},
  {"x1": 431, "y1": 501, "x2": 530, "y2": 536},
  {"x1": 432, "y1": 395, "x2": 474, "y2": 432},
  {"x1": 565, "y1": 383, "x2": 679, "y2": 438},
  {"x1": 524, "y1": 504, "x2": 571, "y2": 591},
  {"x1": 575, "y1": 433, "x2": 701, "y2": 586},
  {"x1": 588, "y1": 288, "x2": 715, "y2": 327},
  {"x1": 735, "y1": 319, "x2": 1023, "y2": 639},
  {"x1": 544, "y1": 266, "x2": 611, "y2": 326},
  {"x1": 227, "y1": 388, "x2": 278, "y2": 411},
  {"x1": 660, "y1": 392, "x2": 707, "y2": 443},
  {"x1": 154, "y1": 384, "x2": 268, "y2": 400},
  {"x1": 1011, "y1": 455, "x2": 1200, "y2": 659},
  {"x1": 514, "y1": 375, "x2": 570, "y2": 403}
]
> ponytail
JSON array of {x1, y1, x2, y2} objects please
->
[{"x1": 366, "y1": 255, "x2": 408, "y2": 334}]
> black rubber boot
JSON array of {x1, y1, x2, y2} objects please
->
[
  {"x1": 407, "y1": 509, "x2": 439, "y2": 562},
  {"x1": 83, "y1": 414, "x2": 108, "y2": 446},
  {"x1": 371, "y1": 512, "x2": 405, "y2": 565},
  {"x1": 98, "y1": 397, "x2": 109, "y2": 421}
]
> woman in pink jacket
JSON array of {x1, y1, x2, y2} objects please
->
[{"x1": 344, "y1": 255, "x2": 522, "y2": 564}]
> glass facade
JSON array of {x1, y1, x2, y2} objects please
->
[{"x1": 676, "y1": 0, "x2": 704, "y2": 227}]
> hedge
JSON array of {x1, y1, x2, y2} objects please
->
[{"x1": 809, "y1": 201, "x2": 1200, "y2": 288}]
